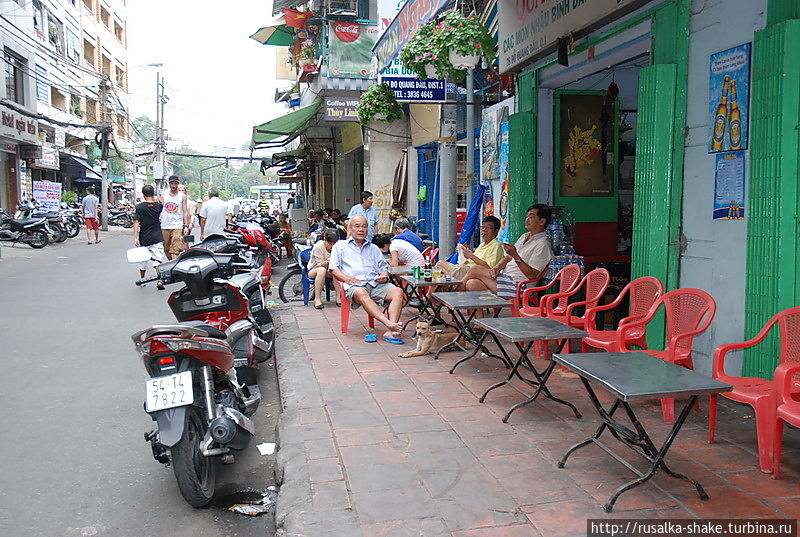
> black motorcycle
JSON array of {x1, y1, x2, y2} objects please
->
[{"x1": 0, "y1": 209, "x2": 49, "y2": 248}]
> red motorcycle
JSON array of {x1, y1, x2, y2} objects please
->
[{"x1": 132, "y1": 248, "x2": 274, "y2": 507}]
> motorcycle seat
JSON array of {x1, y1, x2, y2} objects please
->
[
  {"x1": 229, "y1": 272, "x2": 256, "y2": 289},
  {"x1": 11, "y1": 218, "x2": 44, "y2": 227},
  {"x1": 181, "y1": 321, "x2": 227, "y2": 340}
]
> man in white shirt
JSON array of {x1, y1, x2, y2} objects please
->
[
  {"x1": 460, "y1": 204, "x2": 553, "y2": 299},
  {"x1": 372, "y1": 234, "x2": 425, "y2": 267},
  {"x1": 198, "y1": 187, "x2": 230, "y2": 239},
  {"x1": 330, "y1": 215, "x2": 404, "y2": 338}
]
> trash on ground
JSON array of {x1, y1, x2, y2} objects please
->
[
  {"x1": 228, "y1": 490, "x2": 276, "y2": 516},
  {"x1": 257, "y1": 442, "x2": 276, "y2": 455}
]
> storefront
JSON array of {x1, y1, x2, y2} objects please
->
[
  {"x1": 498, "y1": 0, "x2": 797, "y2": 376},
  {"x1": 0, "y1": 104, "x2": 40, "y2": 211}
]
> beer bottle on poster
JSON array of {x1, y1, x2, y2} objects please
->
[
  {"x1": 728, "y1": 80, "x2": 742, "y2": 150},
  {"x1": 711, "y1": 75, "x2": 730, "y2": 151}
]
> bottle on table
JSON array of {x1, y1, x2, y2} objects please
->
[{"x1": 423, "y1": 256, "x2": 433, "y2": 282}]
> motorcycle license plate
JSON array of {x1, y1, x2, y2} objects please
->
[{"x1": 145, "y1": 371, "x2": 193, "y2": 412}]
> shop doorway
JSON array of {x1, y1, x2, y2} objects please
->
[{"x1": 540, "y1": 53, "x2": 649, "y2": 288}]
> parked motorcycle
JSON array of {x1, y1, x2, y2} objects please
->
[
  {"x1": 131, "y1": 248, "x2": 275, "y2": 507},
  {"x1": 16, "y1": 201, "x2": 68, "y2": 243},
  {"x1": 109, "y1": 209, "x2": 134, "y2": 228},
  {"x1": 0, "y1": 209, "x2": 49, "y2": 248}
]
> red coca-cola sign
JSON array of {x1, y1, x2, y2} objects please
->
[{"x1": 333, "y1": 21, "x2": 360, "y2": 42}]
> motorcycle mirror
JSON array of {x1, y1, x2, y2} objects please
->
[{"x1": 126, "y1": 246, "x2": 152, "y2": 264}]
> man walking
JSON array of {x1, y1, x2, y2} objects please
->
[
  {"x1": 160, "y1": 176, "x2": 191, "y2": 260},
  {"x1": 133, "y1": 185, "x2": 166, "y2": 287},
  {"x1": 199, "y1": 187, "x2": 229, "y2": 240},
  {"x1": 347, "y1": 191, "x2": 378, "y2": 241},
  {"x1": 81, "y1": 187, "x2": 100, "y2": 244}
]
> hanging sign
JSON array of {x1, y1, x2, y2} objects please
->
[
  {"x1": 708, "y1": 43, "x2": 750, "y2": 153},
  {"x1": 497, "y1": 0, "x2": 631, "y2": 73},
  {"x1": 324, "y1": 93, "x2": 360, "y2": 121},
  {"x1": 713, "y1": 152, "x2": 746, "y2": 220},
  {"x1": 0, "y1": 105, "x2": 39, "y2": 144},
  {"x1": 33, "y1": 180, "x2": 62, "y2": 211},
  {"x1": 382, "y1": 77, "x2": 446, "y2": 102}
]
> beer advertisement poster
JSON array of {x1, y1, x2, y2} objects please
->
[
  {"x1": 708, "y1": 43, "x2": 751, "y2": 153},
  {"x1": 713, "y1": 151, "x2": 746, "y2": 220}
]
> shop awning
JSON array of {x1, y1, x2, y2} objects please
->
[
  {"x1": 63, "y1": 155, "x2": 101, "y2": 179},
  {"x1": 249, "y1": 15, "x2": 295, "y2": 46},
  {"x1": 251, "y1": 98, "x2": 322, "y2": 148}
]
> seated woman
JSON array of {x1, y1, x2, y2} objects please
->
[
  {"x1": 460, "y1": 204, "x2": 553, "y2": 299},
  {"x1": 308, "y1": 228, "x2": 342, "y2": 309}
]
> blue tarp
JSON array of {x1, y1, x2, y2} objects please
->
[{"x1": 446, "y1": 182, "x2": 485, "y2": 264}]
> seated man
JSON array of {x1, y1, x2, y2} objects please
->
[
  {"x1": 307, "y1": 229, "x2": 342, "y2": 309},
  {"x1": 373, "y1": 233, "x2": 425, "y2": 267},
  {"x1": 392, "y1": 217, "x2": 424, "y2": 252},
  {"x1": 436, "y1": 216, "x2": 504, "y2": 280},
  {"x1": 330, "y1": 215, "x2": 405, "y2": 338},
  {"x1": 460, "y1": 204, "x2": 553, "y2": 299}
]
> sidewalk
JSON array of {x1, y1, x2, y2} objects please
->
[{"x1": 274, "y1": 304, "x2": 800, "y2": 537}]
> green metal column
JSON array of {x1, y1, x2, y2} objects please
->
[
  {"x1": 743, "y1": 18, "x2": 800, "y2": 377},
  {"x1": 508, "y1": 70, "x2": 538, "y2": 240}
]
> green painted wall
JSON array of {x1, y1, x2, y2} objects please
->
[{"x1": 508, "y1": 70, "x2": 538, "y2": 240}]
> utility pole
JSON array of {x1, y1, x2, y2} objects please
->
[
  {"x1": 153, "y1": 72, "x2": 168, "y2": 192},
  {"x1": 465, "y1": 69, "x2": 475, "y2": 218},
  {"x1": 98, "y1": 75, "x2": 112, "y2": 232},
  {"x1": 438, "y1": 105, "x2": 457, "y2": 259}
]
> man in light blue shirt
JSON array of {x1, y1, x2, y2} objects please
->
[
  {"x1": 330, "y1": 215, "x2": 404, "y2": 338},
  {"x1": 347, "y1": 190, "x2": 378, "y2": 241}
]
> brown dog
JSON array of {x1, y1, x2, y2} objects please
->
[{"x1": 398, "y1": 320, "x2": 464, "y2": 358}]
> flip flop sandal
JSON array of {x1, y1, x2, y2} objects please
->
[
  {"x1": 383, "y1": 337, "x2": 405, "y2": 345},
  {"x1": 314, "y1": 304, "x2": 324, "y2": 309},
  {"x1": 363, "y1": 334, "x2": 378, "y2": 343}
]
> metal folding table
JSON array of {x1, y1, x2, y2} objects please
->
[
  {"x1": 399, "y1": 275, "x2": 462, "y2": 329},
  {"x1": 473, "y1": 317, "x2": 587, "y2": 423},
  {"x1": 431, "y1": 291, "x2": 513, "y2": 371},
  {"x1": 554, "y1": 352, "x2": 732, "y2": 512}
]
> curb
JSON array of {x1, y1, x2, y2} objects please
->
[{"x1": 273, "y1": 307, "x2": 360, "y2": 537}]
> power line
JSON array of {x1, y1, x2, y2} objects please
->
[{"x1": 0, "y1": 97, "x2": 103, "y2": 129}]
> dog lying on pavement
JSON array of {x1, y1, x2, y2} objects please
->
[{"x1": 398, "y1": 319, "x2": 465, "y2": 358}]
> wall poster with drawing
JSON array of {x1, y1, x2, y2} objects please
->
[{"x1": 558, "y1": 92, "x2": 614, "y2": 197}]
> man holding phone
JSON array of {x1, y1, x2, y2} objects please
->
[{"x1": 460, "y1": 204, "x2": 553, "y2": 299}]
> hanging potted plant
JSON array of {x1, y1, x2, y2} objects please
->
[
  {"x1": 401, "y1": 11, "x2": 496, "y2": 82},
  {"x1": 357, "y1": 83, "x2": 404, "y2": 125},
  {"x1": 297, "y1": 44, "x2": 317, "y2": 67}
]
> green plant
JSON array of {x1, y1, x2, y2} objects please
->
[
  {"x1": 357, "y1": 83, "x2": 404, "y2": 125},
  {"x1": 61, "y1": 190, "x2": 77, "y2": 205},
  {"x1": 401, "y1": 10, "x2": 496, "y2": 82},
  {"x1": 298, "y1": 44, "x2": 317, "y2": 60}
]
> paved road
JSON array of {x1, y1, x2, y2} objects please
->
[{"x1": 0, "y1": 229, "x2": 280, "y2": 537}]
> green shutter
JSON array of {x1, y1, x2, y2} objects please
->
[
  {"x1": 631, "y1": 64, "x2": 678, "y2": 286},
  {"x1": 743, "y1": 19, "x2": 800, "y2": 377},
  {"x1": 508, "y1": 70, "x2": 538, "y2": 240}
]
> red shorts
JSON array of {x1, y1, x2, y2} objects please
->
[{"x1": 85, "y1": 217, "x2": 99, "y2": 230}]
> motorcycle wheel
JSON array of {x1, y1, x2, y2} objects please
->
[
  {"x1": 53, "y1": 225, "x2": 67, "y2": 243},
  {"x1": 64, "y1": 220, "x2": 80, "y2": 238},
  {"x1": 121, "y1": 214, "x2": 134, "y2": 228},
  {"x1": 255, "y1": 310, "x2": 275, "y2": 362},
  {"x1": 278, "y1": 269, "x2": 304, "y2": 304},
  {"x1": 27, "y1": 230, "x2": 48, "y2": 249},
  {"x1": 171, "y1": 406, "x2": 216, "y2": 508}
]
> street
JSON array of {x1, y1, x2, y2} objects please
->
[{"x1": 0, "y1": 230, "x2": 280, "y2": 537}]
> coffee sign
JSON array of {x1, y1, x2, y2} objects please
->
[
  {"x1": 324, "y1": 94, "x2": 360, "y2": 122},
  {"x1": 498, "y1": 0, "x2": 632, "y2": 72}
]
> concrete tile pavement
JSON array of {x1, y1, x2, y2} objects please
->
[{"x1": 274, "y1": 305, "x2": 800, "y2": 537}]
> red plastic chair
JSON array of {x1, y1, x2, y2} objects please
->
[
  {"x1": 543, "y1": 268, "x2": 610, "y2": 329},
  {"x1": 507, "y1": 262, "x2": 550, "y2": 316},
  {"x1": 421, "y1": 246, "x2": 439, "y2": 264},
  {"x1": 582, "y1": 276, "x2": 664, "y2": 353},
  {"x1": 709, "y1": 307, "x2": 800, "y2": 473},
  {"x1": 339, "y1": 284, "x2": 374, "y2": 335},
  {"x1": 518, "y1": 264, "x2": 581, "y2": 318},
  {"x1": 773, "y1": 357, "x2": 800, "y2": 478},
  {"x1": 620, "y1": 288, "x2": 716, "y2": 423}
]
